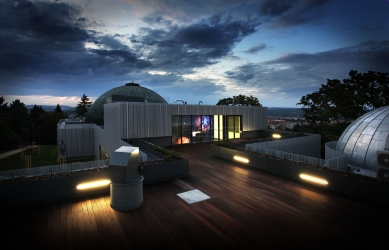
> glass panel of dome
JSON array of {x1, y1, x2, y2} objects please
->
[{"x1": 363, "y1": 126, "x2": 376, "y2": 135}]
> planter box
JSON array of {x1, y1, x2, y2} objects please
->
[
  {"x1": 211, "y1": 144, "x2": 389, "y2": 207},
  {"x1": 0, "y1": 171, "x2": 110, "y2": 211},
  {"x1": 142, "y1": 158, "x2": 189, "y2": 184},
  {"x1": 0, "y1": 150, "x2": 189, "y2": 210}
]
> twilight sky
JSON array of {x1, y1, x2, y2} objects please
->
[{"x1": 0, "y1": 0, "x2": 388, "y2": 107}]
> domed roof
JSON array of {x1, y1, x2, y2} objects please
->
[
  {"x1": 85, "y1": 83, "x2": 167, "y2": 125},
  {"x1": 336, "y1": 105, "x2": 389, "y2": 171}
]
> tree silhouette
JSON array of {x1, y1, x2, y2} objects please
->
[
  {"x1": 216, "y1": 94, "x2": 262, "y2": 106},
  {"x1": 54, "y1": 104, "x2": 63, "y2": 113},
  {"x1": 297, "y1": 70, "x2": 389, "y2": 127},
  {"x1": 75, "y1": 94, "x2": 93, "y2": 118}
]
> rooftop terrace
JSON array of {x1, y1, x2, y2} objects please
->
[{"x1": 2, "y1": 142, "x2": 388, "y2": 248}]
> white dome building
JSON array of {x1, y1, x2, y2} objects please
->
[{"x1": 336, "y1": 105, "x2": 389, "y2": 177}]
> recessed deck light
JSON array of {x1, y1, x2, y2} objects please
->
[
  {"x1": 76, "y1": 179, "x2": 110, "y2": 190},
  {"x1": 233, "y1": 156, "x2": 249, "y2": 163},
  {"x1": 299, "y1": 174, "x2": 328, "y2": 185},
  {"x1": 272, "y1": 134, "x2": 281, "y2": 139}
]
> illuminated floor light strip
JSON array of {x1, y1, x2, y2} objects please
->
[
  {"x1": 272, "y1": 134, "x2": 281, "y2": 139},
  {"x1": 234, "y1": 156, "x2": 249, "y2": 163},
  {"x1": 299, "y1": 174, "x2": 328, "y2": 185},
  {"x1": 77, "y1": 179, "x2": 111, "y2": 190}
]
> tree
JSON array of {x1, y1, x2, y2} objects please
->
[
  {"x1": 297, "y1": 70, "x2": 389, "y2": 128},
  {"x1": 0, "y1": 96, "x2": 20, "y2": 150},
  {"x1": 54, "y1": 104, "x2": 63, "y2": 113},
  {"x1": 216, "y1": 94, "x2": 262, "y2": 106},
  {"x1": 0, "y1": 96, "x2": 7, "y2": 114},
  {"x1": 75, "y1": 94, "x2": 93, "y2": 118},
  {"x1": 9, "y1": 99, "x2": 30, "y2": 143},
  {"x1": 30, "y1": 105, "x2": 46, "y2": 143}
]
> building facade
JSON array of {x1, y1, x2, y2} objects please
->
[{"x1": 58, "y1": 83, "x2": 268, "y2": 160}]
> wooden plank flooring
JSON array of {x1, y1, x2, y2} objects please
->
[{"x1": 3, "y1": 142, "x2": 389, "y2": 249}]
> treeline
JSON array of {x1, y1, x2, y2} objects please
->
[
  {"x1": 296, "y1": 70, "x2": 389, "y2": 158},
  {"x1": 297, "y1": 70, "x2": 389, "y2": 128},
  {"x1": 0, "y1": 97, "x2": 67, "y2": 151}
]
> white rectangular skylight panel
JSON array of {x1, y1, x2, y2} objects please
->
[{"x1": 177, "y1": 189, "x2": 210, "y2": 204}]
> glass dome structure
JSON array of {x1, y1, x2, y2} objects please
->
[
  {"x1": 336, "y1": 105, "x2": 389, "y2": 171},
  {"x1": 85, "y1": 83, "x2": 167, "y2": 125}
]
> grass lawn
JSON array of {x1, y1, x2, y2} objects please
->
[{"x1": 0, "y1": 145, "x2": 95, "y2": 171}]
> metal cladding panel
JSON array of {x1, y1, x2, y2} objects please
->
[
  {"x1": 138, "y1": 103, "x2": 145, "y2": 138},
  {"x1": 58, "y1": 123, "x2": 94, "y2": 158},
  {"x1": 111, "y1": 103, "x2": 267, "y2": 139}
]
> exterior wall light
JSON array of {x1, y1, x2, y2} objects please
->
[
  {"x1": 299, "y1": 174, "x2": 328, "y2": 185},
  {"x1": 272, "y1": 134, "x2": 281, "y2": 139},
  {"x1": 233, "y1": 156, "x2": 249, "y2": 163},
  {"x1": 76, "y1": 179, "x2": 111, "y2": 190}
]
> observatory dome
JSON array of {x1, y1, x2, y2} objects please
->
[
  {"x1": 85, "y1": 83, "x2": 167, "y2": 125},
  {"x1": 336, "y1": 105, "x2": 389, "y2": 171}
]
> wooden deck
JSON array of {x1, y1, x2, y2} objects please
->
[{"x1": 3, "y1": 142, "x2": 389, "y2": 249}]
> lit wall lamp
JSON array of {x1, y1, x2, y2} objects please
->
[
  {"x1": 272, "y1": 134, "x2": 281, "y2": 139},
  {"x1": 234, "y1": 156, "x2": 249, "y2": 163},
  {"x1": 76, "y1": 179, "x2": 110, "y2": 190},
  {"x1": 299, "y1": 174, "x2": 328, "y2": 185}
]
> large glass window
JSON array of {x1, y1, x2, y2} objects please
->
[
  {"x1": 219, "y1": 115, "x2": 224, "y2": 140},
  {"x1": 172, "y1": 115, "x2": 182, "y2": 145},
  {"x1": 192, "y1": 116, "x2": 202, "y2": 143},
  {"x1": 213, "y1": 115, "x2": 219, "y2": 140},
  {"x1": 202, "y1": 116, "x2": 211, "y2": 142},
  {"x1": 235, "y1": 116, "x2": 241, "y2": 139},
  {"x1": 228, "y1": 116, "x2": 234, "y2": 139},
  {"x1": 172, "y1": 115, "x2": 240, "y2": 143},
  {"x1": 182, "y1": 116, "x2": 192, "y2": 144}
]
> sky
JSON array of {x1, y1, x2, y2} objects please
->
[{"x1": 0, "y1": 0, "x2": 388, "y2": 108}]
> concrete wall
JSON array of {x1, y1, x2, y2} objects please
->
[
  {"x1": 57, "y1": 121, "x2": 94, "y2": 158},
  {"x1": 104, "y1": 103, "x2": 268, "y2": 140},
  {"x1": 247, "y1": 134, "x2": 321, "y2": 158},
  {"x1": 93, "y1": 125, "x2": 131, "y2": 159}
]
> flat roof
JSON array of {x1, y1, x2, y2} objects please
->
[{"x1": 2, "y1": 142, "x2": 388, "y2": 248}]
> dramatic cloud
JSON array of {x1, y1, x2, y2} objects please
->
[
  {"x1": 0, "y1": 0, "x2": 151, "y2": 78},
  {"x1": 258, "y1": 0, "x2": 331, "y2": 28},
  {"x1": 132, "y1": 15, "x2": 261, "y2": 72},
  {"x1": 0, "y1": 0, "x2": 388, "y2": 107},
  {"x1": 224, "y1": 40, "x2": 389, "y2": 104},
  {"x1": 262, "y1": 40, "x2": 389, "y2": 78},
  {"x1": 225, "y1": 64, "x2": 260, "y2": 83},
  {"x1": 243, "y1": 43, "x2": 267, "y2": 54}
]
